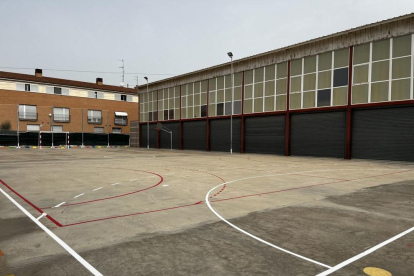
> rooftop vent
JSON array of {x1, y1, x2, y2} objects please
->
[{"x1": 96, "y1": 78, "x2": 103, "y2": 85}]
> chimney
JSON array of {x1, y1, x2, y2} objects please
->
[
  {"x1": 35, "y1": 68, "x2": 42, "y2": 77},
  {"x1": 96, "y1": 78, "x2": 103, "y2": 85}
]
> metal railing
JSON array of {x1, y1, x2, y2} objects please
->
[
  {"x1": 114, "y1": 117, "x2": 128, "y2": 126},
  {"x1": 19, "y1": 112, "x2": 38, "y2": 121},
  {"x1": 88, "y1": 116, "x2": 102, "y2": 124},
  {"x1": 53, "y1": 114, "x2": 70, "y2": 123}
]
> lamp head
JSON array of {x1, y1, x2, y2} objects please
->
[
  {"x1": 227, "y1": 52, "x2": 233, "y2": 58},
  {"x1": 144, "y1": 76, "x2": 148, "y2": 81}
]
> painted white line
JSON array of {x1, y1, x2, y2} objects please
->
[
  {"x1": 0, "y1": 187, "x2": 103, "y2": 276},
  {"x1": 129, "y1": 179, "x2": 138, "y2": 181},
  {"x1": 162, "y1": 184, "x2": 169, "y2": 187},
  {"x1": 53, "y1": 202, "x2": 66, "y2": 208},
  {"x1": 93, "y1": 187, "x2": 103, "y2": 191},
  {"x1": 205, "y1": 182, "x2": 332, "y2": 269},
  {"x1": 36, "y1": 213, "x2": 47, "y2": 220},
  {"x1": 111, "y1": 183, "x2": 121, "y2": 186},
  {"x1": 74, "y1": 193, "x2": 85, "y2": 198},
  {"x1": 204, "y1": 168, "x2": 412, "y2": 270},
  {"x1": 316, "y1": 225, "x2": 414, "y2": 276}
]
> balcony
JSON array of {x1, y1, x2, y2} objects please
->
[
  {"x1": 19, "y1": 112, "x2": 38, "y2": 121},
  {"x1": 53, "y1": 114, "x2": 70, "y2": 123},
  {"x1": 114, "y1": 116, "x2": 128, "y2": 126},
  {"x1": 88, "y1": 116, "x2": 102, "y2": 124}
]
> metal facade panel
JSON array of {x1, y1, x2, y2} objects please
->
[
  {"x1": 245, "y1": 115, "x2": 285, "y2": 154},
  {"x1": 160, "y1": 122, "x2": 180, "y2": 150},
  {"x1": 291, "y1": 111, "x2": 346, "y2": 158},
  {"x1": 353, "y1": 107, "x2": 414, "y2": 161},
  {"x1": 210, "y1": 118, "x2": 241, "y2": 152},
  {"x1": 140, "y1": 123, "x2": 157, "y2": 148},
  {"x1": 183, "y1": 120, "x2": 207, "y2": 151}
]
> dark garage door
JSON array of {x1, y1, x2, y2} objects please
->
[
  {"x1": 353, "y1": 107, "x2": 414, "y2": 161},
  {"x1": 160, "y1": 122, "x2": 180, "y2": 150},
  {"x1": 245, "y1": 115, "x2": 285, "y2": 154},
  {"x1": 291, "y1": 111, "x2": 346, "y2": 158},
  {"x1": 183, "y1": 120, "x2": 207, "y2": 151},
  {"x1": 210, "y1": 118, "x2": 241, "y2": 152},
  {"x1": 141, "y1": 123, "x2": 157, "y2": 148}
]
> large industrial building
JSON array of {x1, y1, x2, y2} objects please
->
[
  {"x1": 138, "y1": 13, "x2": 414, "y2": 161},
  {"x1": 0, "y1": 69, "x2": 138, "y2": 147}
]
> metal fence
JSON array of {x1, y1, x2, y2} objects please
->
[{"x1": 0, "y1": 104, "x2": 130, "y2": 147}]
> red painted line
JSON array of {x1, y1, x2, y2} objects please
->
[
  {"x1": 60, "y1": 169, "x2": 412, "y2": 227},
  {"x1": 292, "y1": 173, "x2": 346, "y2": 181},
  {"x1": 211, "y1": 169, "x2": 414, "y2": 203},
  {"x1": 62, "y1": 201, "x2": 203, "y2": 227},
  {"x1": 43, "y1": 168, "x2": 164, "y2": 209},
  {"x1": 0, "y1": 179, "x2": 63, "y2": 227}
]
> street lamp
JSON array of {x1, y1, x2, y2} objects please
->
[
  {"x1": 144, "y1": 76, "x2": 149, "y2": 149},
  {"x1": 227, "y1": 52, "x2": 234, "y2": 154},
  {"x1": 48, "y1": 113, "x2": 54, "y2": 148}
]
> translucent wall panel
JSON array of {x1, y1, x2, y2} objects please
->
[
  {"x1": 392, "y1": 57, "x2": 411, "y2": 79},
  {"x1": 371, "y1": 60, "x2": 389, "y2": 82},
  {"x1": 304, "y1": 56, "x2": 316, "y2": 73},
  {"x1": 334, "y1": 48, "x2": 349, "y2": 68},
  {"x1": 333, "y1": 87, "x2": 348, "y2": 106},
  {"x1": 276, "y1": 79, "x2": 287, "y2": 95},
  {"x1": 354, "y1": 43, "x2": 370, "y2": 65},
  {"x1": 277, "y1": 62, "x2": 288, "y2": 79},
  {"x1": 318, "y1": 52, "x2": 332, "y2": 71},
  {"x1": 290, "y1": 93, "x2": 301, "y2": 109},
  {"x1": 265, "y1": 65, "x2": 275, "y2": 81},
  {"x1": 303, "y1": 91, "x2": 315, "y2": 108},
  {"x1": 391, "y1": 79, "x2": 410, "y2": 100},
  {"x1": 276, "y1": 95, "x2": 286, "y2": 111},
  {"x1": 352, "y1": 84, "x2": 369, "y2": 104},
  {"x1": 291, "y1": 59, "x2": 302, "y2": 76},
  {"x1": 393, "y1": 35, "x2": 411, "y2": 58},
  {"x1": 372, "y1": 39, "x2": 390, "y2": 61},
  {"x1": 303, "y1": 73, "x2": 316, "y2": 91},
  {"x1": 371, "y1": 81, "x2": 389, "y2": 102}
]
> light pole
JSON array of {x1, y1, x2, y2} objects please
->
[
  {"x1": 144, "y1": 76, "x2": 149, "y2": 149},
  {"x1": 48, "y1": 113, "x2": 54, "y2": 148},
  {"x1": 227, "y1": 52, "x2": 234, "y2": 154}
]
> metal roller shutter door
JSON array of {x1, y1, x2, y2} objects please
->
[
  {"x1": 352, "y1": 107, "x2": 414, "y2": 161},
  {"x1": 245, "y1": 115, "x2": 285, "y2": 154},
  {"x1": 140, "y1": 123, "x2": 157, "y2": 148},
  {"x1": 210, "y1": 118, "x2": 241, "y2": 152},
  {"x1": 291, "y1": 111, "x2": 346, "y2": 158},
  {"x1": 160, "y1": 122, "x2": 180, "y2": 150},
  {"x1": 183, "y1": 120, "x2": 207, "y2": 151}
]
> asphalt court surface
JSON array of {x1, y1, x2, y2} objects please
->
[{"x1": 0, "y1": 148, "x2": 413, "y2": 275}]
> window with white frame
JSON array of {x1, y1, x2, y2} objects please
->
[
  {"x1": 46, "y1": 86, "x2": 69, "y2": 95},
  {"x1": 16, "y1": 83, "x2": 39, "y2": 92},
  {"x1": 27, "y1": 124, "x2": 40, "y2": 132},
  {"x1": 352, "y1": 35, "x2": 413, "y2": 104},
  {"x1": 112, "y1": 128, "x2": 122, "y2": 133},
  {"x1": 88, "y1": 110, "x2": 102, "y2": 124},
  {"x1": 52, "y1": 125, "x2": 63, "y2": 132},
  {"x1": 114, "y1": 111, "x2": 128, "y2": 125},
  {"x1": 88, "y1": 91, "x2": 104, "y2": 99},
  {"x1": 94, "y1": 127, "x2": 104, "y2": 133},
  {"x1": 53, "y1": 107, "x2": 70, "y2": 122},
  {"x1": 18, "y1": 105, "x2": 37, "y2": 120},
  {"x1": 289, "y1": 49, "x2": 349, "y2": 110}
]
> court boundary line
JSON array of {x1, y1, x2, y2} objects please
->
[
  {"x1": 316, "y1": 225, "x2": 414, "y2": 276},
  {"x1": 0, "y1": 186, "x2": 103, "y2": 276},
  {"x1": 205, "y1": 168, "x2": 413, "y2": 271},
  {"x1": 0, "y1": 179, "x2": 62, "y2": 227}
]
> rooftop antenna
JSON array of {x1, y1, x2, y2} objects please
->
[{"x1": 118, "y1": 59, "x2": 125, "y2": 86}]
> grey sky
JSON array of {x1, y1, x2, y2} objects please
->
[{"x1": 1, "y1": 0, "x2": 413, "y2": 87}]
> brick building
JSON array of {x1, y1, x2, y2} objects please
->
[{"x1": 0, "y1": 69, "x2": 139, "y2": 146}]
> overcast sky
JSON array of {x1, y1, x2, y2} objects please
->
[{"x1": 0, "y1": 0, "x2": 413, "y2": 87}]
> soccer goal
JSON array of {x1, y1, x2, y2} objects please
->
[{"x1": 39, "y1": 131, "x2": 70, "y2": 149}]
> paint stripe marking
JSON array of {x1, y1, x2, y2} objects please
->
[
  {"x1": 316, "y1": 226, "x2": 414, "y2": 276},
  {"x1": 111, "y1": 183, "x2": 120, "y2": 186},
  {"x1": 92, "y1": 187, "x2": 103, "y2": 191},
  {"x1": 129, "y1": 179, "x2": 138, "y2": 181},
  {"x1": 205, "y1": 182, "x2": 332, "y2": 269},
  {"x1": 0, "y1": 186, "x2": 103, "y2": 276},
  {"x1": 53, "y1": 202, "x2": 66, "y2": 208},
  {"x1": 36, "y1": 213, "x2": 47, "y2": 220},
  {"x1": 74, "y1": 193, "x2": 85, "y2": 198}
]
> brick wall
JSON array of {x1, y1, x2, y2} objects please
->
[{"x1": 0, "y1": 89, "x2": 139, "y2": 133}]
